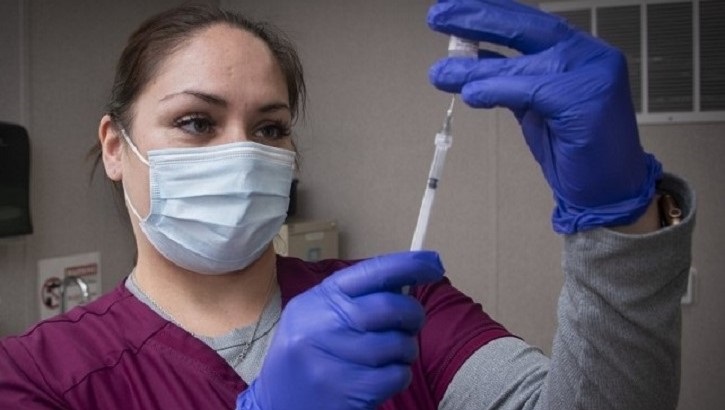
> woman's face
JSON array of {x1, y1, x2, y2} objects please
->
[{"x1": 116, "y1": 23, "x2": 293, "y2": 219}]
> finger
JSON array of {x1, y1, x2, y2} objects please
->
[
  {"x1": 460, "y1": 75, "x2": 565, "y2": 120},
  {"x1": 429, "y1": 51, "x2": 563, "y2": 93},
  {"x1": 429, "y1": 57, "x2": 479, "y2": 93},
  {"x1": 460, "y1": 76, "x2": 537, "y2": 111},
  {"x1": 355, "y1": 363, "x2": 413, "y2": 401},
  {"x1": 340, "y1": 292, "x2": 426, "y2": 333},
  {"x1": 324, "y1": 330, "x2": 419, "y2": 366},
  {"x1": 329, "y1": 251, "x2": 444, "y2": 297},
  {"x1": 427, "y1": 0, "x2": 574, "y2": 54}
]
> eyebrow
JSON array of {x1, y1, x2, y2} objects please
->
[
  {"x1": 160, "y1": 90, "x2": 227, "y2": 107},
  {"x1": 258, "y1": 102, "x2": 291, "y2": 114},
  {"x1": 159, "y1": 90, "x2": 290, "y2": 114}
]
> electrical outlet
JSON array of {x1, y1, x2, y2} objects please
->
[{"x1": 681, "y1": 267, "x2": 696, "y2": 305}]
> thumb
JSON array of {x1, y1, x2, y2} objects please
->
[{"x1": 329, "y1": 251, "x2": 444, "y2": 298}]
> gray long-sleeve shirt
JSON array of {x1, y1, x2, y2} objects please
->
[{"x1": 441, "y1": 173, "x2": 694, "y2": 409}]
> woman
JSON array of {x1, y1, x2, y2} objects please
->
[{"x1": 0, "y1": 1, "x2": 694, "y2": 409}]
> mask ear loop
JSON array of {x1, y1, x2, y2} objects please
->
[
  {"x1": 123, "y1": 190, "x2": 145, "y2": 222},
  {"x1": 120, "y1": 127, "x2": 150, "y2": 166},
  {"x1": 118, "y1": 126, "x2": 149, "y2": 222}
]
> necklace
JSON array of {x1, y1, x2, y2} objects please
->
[
  {"x1": 232, "y1": 274, "x2": 278, "y2": 366},
  {"x1": 129, "y1": 268, "x2": 278, "y2": 365}
]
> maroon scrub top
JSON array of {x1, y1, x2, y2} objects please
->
[{"x1": 0, "y1": 256, "x2": 511, "y2": 409}]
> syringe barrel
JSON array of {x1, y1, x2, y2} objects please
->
[
  {"x1": 410, "y1": 187, "x2": 435, "y2": 251},
  {"x1": 428, "y1": 133, "x2": 451, "y2": 182}
]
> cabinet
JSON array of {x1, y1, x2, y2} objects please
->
[{"x1": 276, "y1": 220, "x2": 338, "y2": 261}]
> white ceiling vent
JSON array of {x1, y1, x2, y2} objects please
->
[{"x1": 541, "y1": 0, "x2": 725, "y2": 124}]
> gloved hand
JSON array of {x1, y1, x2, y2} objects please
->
[
  {"x1": 236, "y1": 251, "x2": 444, "y2": 410},
  {"x1": 427, "y1": 0, "x2": 662, "y2": 234}
]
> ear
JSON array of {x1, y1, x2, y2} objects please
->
[{"x1": 98, "y1": 114, "x2": 124, "y2": 181}]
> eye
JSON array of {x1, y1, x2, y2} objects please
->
[
  {"x1": 174, "y1": 114, "x2": 216, "y2": 136},
  {"x1": 254, "y1": 122, "x2": 292, "y2": 141}
]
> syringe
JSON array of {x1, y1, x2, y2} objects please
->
[
  {"x1": 403, "y1": 36, "x2": 475, "y2": 294},
  {"x1": 410, "y1": 96, "x2": 455, "y2": 251},
  {"x1": 403, "y1": 97, "x2": 455, "y2": 293}
]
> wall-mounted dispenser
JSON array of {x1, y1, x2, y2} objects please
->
[{"x1": 0, "y1": 122, "x2": 32, "y2": 238}]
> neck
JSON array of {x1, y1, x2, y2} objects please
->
[{"x1": 133, "y1": 243, "x2": 278, "y2": 337}]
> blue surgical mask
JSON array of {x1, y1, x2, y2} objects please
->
[{"x1": 121, "y1": 128, "x2": 295, "y2": 274}]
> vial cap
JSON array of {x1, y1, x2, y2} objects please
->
[{"x1": 448, "y1": 36, "x2": 478, "y2": 58}]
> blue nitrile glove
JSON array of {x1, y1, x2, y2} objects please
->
[
  {"x1": 427, "y1": 0, "x2": 662, "y2": 234},
  {"x1": 236, "y1": 251, "x2": 444, "y2": 410}
]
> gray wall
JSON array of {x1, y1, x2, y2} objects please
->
[
  {"x1": 0, "y1": 0, "x2": 722, "y2": 409},
  {"x1": 0, "y1": 0, "x2": 215, "y2": 333}
]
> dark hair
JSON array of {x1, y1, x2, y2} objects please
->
[
  {"x1": 107, "y1": 5, "x2": 305, "y2": 127},
  {"x1": 90, "y1": 4, "x2": 305, "y2": 190}
]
